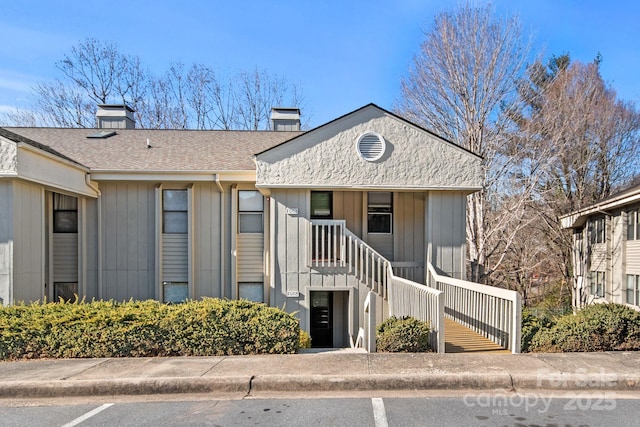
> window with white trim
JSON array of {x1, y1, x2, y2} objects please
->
[
  {"x1": 238, "y1": 190, "x2": 263, "y2": 233},
  {"x1": 163, "y1": 190, "x2": 188, "y2": 234},
  {"x1": 590, "y1": 271, "x2": 605, "y2": 298},
  {"x1": 627, "y1": 208, "x2": 639, "y2": 240},
  {"x1": 589, "y1": 217, "x2": 605, "y2": 244},
  {"x1": 627, "y1": 275, "x2": 640, "y2": 306},
  {"x1": 368, "y1": 192, "x2": 392, "y2": 234}
]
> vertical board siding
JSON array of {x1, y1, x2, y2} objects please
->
[
  {"x1": 52, "y1": 234, "x2": 78, "y2": 282},
  {"x1": 428, "y1": 191, "x2": 466, "y2": 279},
  {"x1": 101, "y1": 183, "x2": 155, "y2": 300},
  {"x1": 193, "y1": 183, "x2": 222, "y2": 298},
  {"x1": 367, "y1": 235, "x2": 393, "y2": 260},
  {"x1": 334, "y1": 191, "x2": 363, "y2": 238},
  {"x1": 394, "y1": 192, "x2": 425, "y2": 283},
  {"x1": 162, "y1": 234, "x2": 188, "y2": 282},
  {"x1": 84, "y1": 198, "x2": 99, "y2": 299},
  {"x1": 627, "y1": 241, "x2": 640, "y2": 273},
  {"x1": 0, "y1": 182, "x2": 13, "y2": 305},
  {"x1": 12, "y1": 181, "x2": 44, "y2": 302},
  {"x1": 237, "y1": 234, "x2": 264, "y2": 282},
  {"x1": 272, "y1": 189, "x2": 388, "y2": 338}
]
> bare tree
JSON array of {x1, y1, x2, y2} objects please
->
[
  {"x1": 395, "y1": 3, "x2": 532, "y2": 283},
  {"x1": 511, "y1": 55, "x2": 640, "y2": 286},
  {"x1": 1, "y1": 38, "x2": 306, "y2": 130}
]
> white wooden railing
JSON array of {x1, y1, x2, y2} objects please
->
[
  {"x1": 426, "y1": 263, "x2": 522, "y2": 353},
  {"x1": 310, "y1": 220, "x2": 445, "y2": 352},
  {"x1": 387, "y1": 271, "x2": 445, "y2": 352}
]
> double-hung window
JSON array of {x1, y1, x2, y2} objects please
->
[
  {"x1": 238, "y1": 190, "x2": 263, "y2": 233},
  {"x1": 627, "y1": 275, "x2": 640, "y2": 306},
  {"x1": 628, "y1": 208, "x2": 639, "y2": 240},
  {"x1": 163, "y1": 190, "x2": 188, "y2": 234},
  {"x1": 52, "y1": 193, "x2": 79, "y2": 301},
  {"x1": 367, "y1": 192, "x2": 392, "y2": 234},
  {"x1": 590, "y1": 271, "x2": 605, "y2": 298}
]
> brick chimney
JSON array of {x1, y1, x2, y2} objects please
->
[
  {"x1": 96, "y1": 104, "x2": 136, "y2": 129},
  {"x1": 270, "y1": 107, "x2": 300, "y2": 131}
]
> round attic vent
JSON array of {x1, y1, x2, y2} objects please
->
[{"x1": 356, "y1": 132, "x2": 386, "y2": 162}]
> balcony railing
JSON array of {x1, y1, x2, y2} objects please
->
[{"x1": 310, "y1": 220, "x2": 444, "y2": 352}]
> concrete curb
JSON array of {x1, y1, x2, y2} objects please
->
[
  {"x1": 2, "y1": 373, "x2": 638, "y2": 398},
  {"x1": 0, "y1": 376, "x2": 251, "y2": 398},
  {"x1": 250, "y1": 373, "x2": 514, "y2": 393},
  {"x1": 512, "y1": 373, "x2": 640, "y2": 391}
]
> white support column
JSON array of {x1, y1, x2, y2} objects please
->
[{"x1": 364, "y1": 291, "x2": 376, "y2": 353}]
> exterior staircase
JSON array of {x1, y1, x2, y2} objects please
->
[{"x1": 310, "y1": 220, "x2": 522, "y2": 354}]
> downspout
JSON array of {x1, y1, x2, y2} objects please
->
[
  {"x1": 85, "y1": 174, "x2": 102, "y2": 299},
  {"x1": 215, "y1": 174, "x2": 225, "y2": 298}
]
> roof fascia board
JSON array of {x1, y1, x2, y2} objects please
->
[
  {"x1": 90, "y1": 170, "x2": 256, "y2": 182},
  {"x1": 15, "y1": 176, "x2": 98, "y2": 198},
  {"x1": 560, "y1": 191, "x2": 640, "y2": 228},
  {"x1": 256, "y1": 183, "x2": 482, "y2": 192}
]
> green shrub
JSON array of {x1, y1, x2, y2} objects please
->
[
  {"x1": 0, "y1": 298, "x2": 300, "y2": 360},
  {"x1": 299, "y1": 329, "x2": 312, "y2": 349},
  {"x1": 529, "y1": 303, "x2": 640, "y2": 353},
  {"x1": 521, "y1": 308, "x2": 555, "y2": 353},
  {"x1": 376, "y1": 316, "x2": 432, "y2": 352}
]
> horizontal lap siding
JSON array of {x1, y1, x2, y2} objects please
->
[
  {"x1": 590, "y1": 244, "x2": 606, "y2": 271},
  {"x1": 237, "y1": 234, "x2": 263, "y2": 282},
  {"x1": 162, "y1": 234, "x2": 188, "y2": 282},
  {"x1": 627, "y1": 241, "x2": 640, "y2": 274},
  {"x1": 52, "y1": 234, "x2": 78, "y2": 282}
]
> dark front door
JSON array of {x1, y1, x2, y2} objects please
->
[{"x1": 310, "y1": 291, "x2": 333, "y2": 348}]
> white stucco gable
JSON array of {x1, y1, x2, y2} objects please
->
[
  {"x1": 0, "y1": 136, "x2": 18, "y2": 174},
  {"x1": 255, "y1": 104, "x2": 482, "y2": 191}
]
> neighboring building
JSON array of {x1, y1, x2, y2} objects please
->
[
  {"x1": 0, "y1": 103, "x2": 482, "y2": 348},
  {"x1": 560, "y1": 184, "x2": 640, "y2": 310}
]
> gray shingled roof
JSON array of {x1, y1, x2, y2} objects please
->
[
  {"x1": 3, "y1": 128, "x2": 302, "y2": 171},
  {"x1": 0, "y1": 128, "x2": 86, "y2": 167}
]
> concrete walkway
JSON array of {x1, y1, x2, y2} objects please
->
[
  {"x1": 1, "y1": 352, "x2": 639, "y2": 399},
  {"x1": 444, "y1": 318, "x2": 510, "y2": 354}
]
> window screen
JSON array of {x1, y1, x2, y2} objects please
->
[
  {"x1": 53, "y1": 193, "x2": 78, "y2": 233},
  {"x1": 368, "y1": 192, "x2": 392, "y2": 233},
  {"x1": 239, "y1": 282, "x2": 264, "y2": 303},
  {"x1": 163, "y1": 190, "x2": 188, "y2": 234},
  {"x1": 238, "y1": 190, "x2": 263, "y2": 233},
  {"x1": 311, "y1": 191, "x2": 333, "y2": 219}
]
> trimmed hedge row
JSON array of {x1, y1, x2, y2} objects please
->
[
  {"x1": 0, "y1": 298, "x2": 300, "y2": 360},
  {"x1": 376, "y1": 316, "x2": 432, "y2": 352},
  {"x1": 525, "y1": 303, "x2": 640, "y2": 353}
]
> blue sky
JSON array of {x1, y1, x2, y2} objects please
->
[{"x1": 1, "y1": 0, "x2": 639, "y2": 127}]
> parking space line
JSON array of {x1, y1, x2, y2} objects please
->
[
  {"x1": 371, "y1": 398, "x2": 389, "y2": 427},
  {"x1": 61, "y1": 403, "x2": 114, "y2": 427}
]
